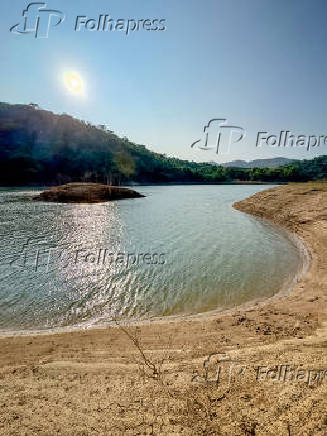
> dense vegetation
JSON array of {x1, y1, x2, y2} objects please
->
[{"x1": 0, "y1": 102, "x2": 326, "y2": 186}]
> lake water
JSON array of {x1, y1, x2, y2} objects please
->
[{"x1": 0, "y1": 185, "x2": 303, "y2": 332}]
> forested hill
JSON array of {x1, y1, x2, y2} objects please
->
[
  {"x1": 0, "y1": 102, "x2": 209, "y2": 185},
  {"x1": 0, "y1": 102, "x2": 327, "y2": 186}
]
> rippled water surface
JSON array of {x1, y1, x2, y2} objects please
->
[{"x1": 0, "y1": 185, "x2": 302, "y2": 331}]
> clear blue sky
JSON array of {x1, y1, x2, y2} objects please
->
[{"x1": 1, "y1": 0, "x2": 327, "y2": 163}]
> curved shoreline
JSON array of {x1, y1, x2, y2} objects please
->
[
  {"x1": 233, "y1": 183, "x2": 327, "y2": 325},
  {"x1": 1, "y1": 183, "x2": 326, "y2": 435},
  {"x1": 0, "y1": 186, "x2": 314, "y2": 337}
]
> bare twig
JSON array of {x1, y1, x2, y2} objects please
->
[{"x1": 115, "y1": 320, "x2": 161, "y2": 380}]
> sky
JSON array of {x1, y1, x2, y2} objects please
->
[{"x1": 0, "y1": 0, "x2": 327, "y2": 163}]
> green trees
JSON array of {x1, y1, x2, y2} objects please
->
[{"x1": 0, "y1": 101, "x2": 327, "y2": 185}]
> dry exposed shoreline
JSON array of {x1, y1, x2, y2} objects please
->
[{"x1": 1, "y1": 183, "x2": 327, "y2": 435}]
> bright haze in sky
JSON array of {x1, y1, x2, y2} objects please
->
[
  {"x1": 63, "y1": 71, "x2": 85, "y2": 96},
  {"x1": 0, "y1": 0, "x2": 326, "y2": 163}
]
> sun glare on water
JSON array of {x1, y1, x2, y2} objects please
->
[{"x1": 63, "y1": 71, "x2": 85, "y2": 96}]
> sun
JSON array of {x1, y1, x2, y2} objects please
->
[{"x1": 63, "y1": 71, "x2": 85, "y2": 96}]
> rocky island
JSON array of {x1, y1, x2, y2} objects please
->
[{"x1": 32, "y1": 182, "x2": 144, "y2": 203}]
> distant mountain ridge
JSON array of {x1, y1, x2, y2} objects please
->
[{"x1": 219, "y1": 158, "x2": 299, "y2": 169}]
